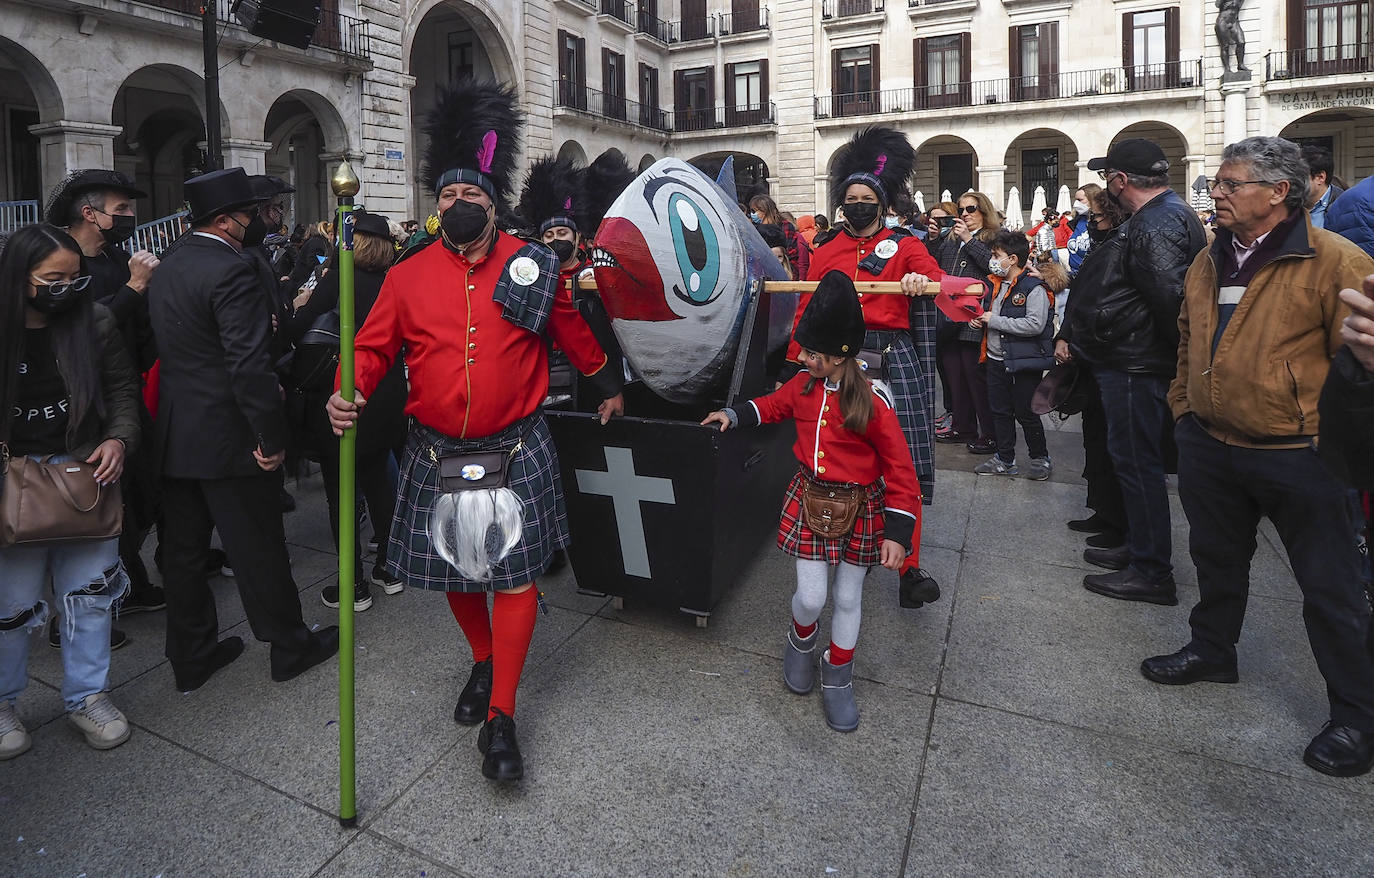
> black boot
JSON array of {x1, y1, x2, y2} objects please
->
[
  {"x1": 453, "y1": 658, "x2": 493, "y2": 726},
  {"x1": 477, "y1": 708, "x2": 524, "y2": 781}
]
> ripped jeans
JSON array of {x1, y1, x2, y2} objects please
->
[{"x1": 0, "y1": 531, "x2": 127, "y2": 711}]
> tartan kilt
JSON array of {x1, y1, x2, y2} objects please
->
[
  {"x1": 384, "y1": 413, "x2": 569, "y2": 593},
  {"x1": 868, "y1": 326, "x2": 935, "y2": 505},
  {"x1": 776, "y1": 470, "x2": 885, "y2": 567}
]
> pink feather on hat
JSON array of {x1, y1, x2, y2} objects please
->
[
  {"x1": 476, "y1": 130, "x2": 497, "y2": 174},
  {"x1": 874, "y1": 154, "x2": 887, "y2": 175}
]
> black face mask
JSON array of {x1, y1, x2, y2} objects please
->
[
  {"x1": 99, "y1": 213, "x2": 137, "y2": 247},
  {"x1": 843, "y1": 202, "x2": 881, "y2": 233},
  {"x1": 232, "y1": 213, "x2": 268, "y2": 248},
  {"x1": 28, "y1": 280, "x2": 88, "y2": 316},
  {"x1": 440, "y1": 200, "x2": 491, "y2": 251},
  {"x1": 548, "y1": 238, "x2": 577, "y2": 265},
  {"x1": 1088, "y1": 224, "x2": 1115, "y2": 244}
]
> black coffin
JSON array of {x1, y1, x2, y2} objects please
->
[{"x1": 546, "y1": 411, "x2": 793, "y2": 621}]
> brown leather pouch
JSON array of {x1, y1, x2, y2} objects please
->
[
  {"x1": 436, "y1": 447, "x2": 517, "y2": 492},
  {"x1": 800, "y1": 477, "x2": 865, "y2": 539},
  {"x1": 0, "y1": 445, "x2": 123, "y2": 548}
]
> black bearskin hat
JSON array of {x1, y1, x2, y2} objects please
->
[
  {"x1": 794, "y1": 271, "x2": 866, "y2": 357},
  {"x1": 828, "y1": 126, "x2": 916, "y2": 210},
  {"x1": 517, "y1": 156, "x2": 586, "y2": 236},
  {"x1": 422, "y1": 77, "x2": 523, "y2": 205},
  {"x1": 580, "y1": 150, "x2": 636, "y2": 240}
]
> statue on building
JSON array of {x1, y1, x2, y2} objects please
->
[{"x1": 1215, "y1": 0, "x2": 1248, "y2": 75}]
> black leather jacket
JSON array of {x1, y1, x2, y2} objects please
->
[{"x1": 1067, "y1": 189, "x2": 1206, "y2": 375}]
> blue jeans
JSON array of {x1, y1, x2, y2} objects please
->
[{"x1": 1095, "y1": 369, "x2": 1173, "y2": 582}]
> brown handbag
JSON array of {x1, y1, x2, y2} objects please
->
[
  {"x1": 0, "y1": 444, "x2": 123, "y2": 548},
  {"x1": 800, "y1": 476, "x2": 865, "y2": 539}
]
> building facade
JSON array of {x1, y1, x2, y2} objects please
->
[{"x1": 1, "y1": 0, "x2": 1370, "y2": 232}]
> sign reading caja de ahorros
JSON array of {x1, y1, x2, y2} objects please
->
[{"x1": 1277, "y1": 87, "x2": 1374, "y2": 113}]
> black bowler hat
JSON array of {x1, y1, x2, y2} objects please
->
[
  {"x1": 795, "y1": 271, "x2": 866, "y2": 357},
  {"x1": 1087, "y1": 139, "x2": 1170, "y2": 176},
  {"x1": 185, "y1": 168, "x2": 263, "y2": 224},
  {"x1": 249, "y1": 174, "x2": 296, "y2": 199},
  {"x1": 44, "y1": 169, "x2": 147, "y2": 226},
  {"x1": 352, "y1": 211, "x2": 391, "y2": 239}
]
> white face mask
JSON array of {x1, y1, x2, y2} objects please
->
[
  {"x1": 884, "y1": 215, "x2": 900, "y2": 229},
  {"x1": 1074, "y1": 201, "x2": 1089, "y2": 216},
  {"x1": 988, "y1": 256, "x2": 1012, "y2": 278}
]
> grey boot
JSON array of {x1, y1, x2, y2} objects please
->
[
  {"x1": 783, "y1": 625, "x2": 818, "y2": 694},
  {"x1": 820, "y1": 651, "x2": 860, "y2": 732}
]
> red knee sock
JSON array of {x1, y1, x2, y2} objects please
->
[
  {"x1": 900, "y1": 504, "x2": 924, "y2": 573},
  {"x1": 489, "y1": 587, "x2": 538, "y2": 719},
  {"x1": 829, "y1": 643, "x2": 855, "y2": 665},
  {"x1": 793, "y1": 618, "x2": 818, "y2": 639},
  {"x1": 445, "y1": 592, "x2": 493, "y2": 663}
]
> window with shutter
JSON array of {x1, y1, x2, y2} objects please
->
[
  {"x1": 682, "y1": 0, "x2": 710, "y2": 40},
  {"x1": 835, "y1": 45, "x2": 877, "y2": 117},
  {"x1": 924, "y1": 35, "x2": 964, "y2": 109},
  {"x1": 1290, "y1": 0, "x2": 1372, "y2": 74},
  {"x1": 679, "y1": 67, "x2": 713, "y2": 130}
]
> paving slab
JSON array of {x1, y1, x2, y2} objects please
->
[
  {"x1": 0, "y1": 721, "x2": 351, "y2": 878},
  {"x1": 7, "y1": 675, "x2": 65, "y2": 731},
  {"x1": 941, "y1": 551, "x2": 1374, "y2": 794},
  {"x1": 111, "y1": 580, "x2": 596, "y2": 820},
  {"x1": 371, "y1": 616, "x2": 932, "y2": 878},
  {"x1": 905, "y1": 699, "x2": 1374, "y2": 877},
  {"x1": 311, "y1": 832, "x2": 469, "y2": 878}
]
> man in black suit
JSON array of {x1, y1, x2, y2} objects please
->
[{"x1": 148, "y1": 167, "x2": 338, "y2": 692}]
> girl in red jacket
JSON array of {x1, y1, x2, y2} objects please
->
[{"x1": 702, "y1": 271, "x2": 920, "y2": 731}]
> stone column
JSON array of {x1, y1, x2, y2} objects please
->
[
  {"x1": 223, "y1": 139, "x2": 273, "y2": 174},
  {"x1": 975, "y1": 163, "x2": 1007, "y2": 209},
  {"x1": 29, "y1": 120, "x2": 123, "y2": 207},
  {"x1": 1075, "y1": 160, "x2": 1094, "y2": 189},
  {"x1": 1220, "y1": 73, "x2": 1252, "y2": 148}
]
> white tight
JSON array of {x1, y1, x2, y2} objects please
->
[{"x1": 792, "y1": 559, "x2": 867, "y2": 650}]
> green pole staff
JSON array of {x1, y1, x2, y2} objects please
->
[{"x1": 331, "y1": 160, "x2": 360, "y2": 829}]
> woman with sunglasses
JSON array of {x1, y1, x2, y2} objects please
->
[
  {"x1": 931, "y1": 192, "x2": 1000, "y2": 454},
  {"x1": 0, "y1": 224, "x2": 141, "y2": 760}
]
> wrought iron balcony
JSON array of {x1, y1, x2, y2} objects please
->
[
  {"x1": 675, "y1": 102, "x2": 777, "y2": 132},
  {"x1": 815, "y1": 61, "x2": 1201, "y2": 118},
  {"x1": 129, "y1": 0, "x2": 371, "y2": 60},
  {"x1": 600, "y1": 0, "x2": 636, "y2": 27},
  {"x1": 822, "y1": 0, "x2": 885, "y2": 19},
  {"x1": 556, "y1": 82, "x2": 672, "y2": 132},
  {"x1": 637, "y1": 8, "x2": 674, "y2": 43},
  {"x1": 1266, "y1": 45, "x2": 1374, "y2": 80},
  {"x1": 669, "y1": 16, "x2": 716, "y2": 42},
  {"x1": 718, "y1": 7, "x2": 769, "y2": 36}
]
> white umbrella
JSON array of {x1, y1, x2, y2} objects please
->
[
  {"x1": 1055, "y1": 185, "x2": 1072, "y2": 215},
  {"x1": 1030, "y1": 185, "x2": 1048, "y2": 222},
  {"x1": 940, "y1": 189, "x2": 952, "y2": 203},
  {"x1": 914, "y1": 190, "x2": 926, "y2": 214},
  {"x1": 1004, "y1": 186, "x2": 1024, "y2": 230}
]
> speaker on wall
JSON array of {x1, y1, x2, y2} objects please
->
[{"x1": 231, "y1": 0, "x2": 322, "y2": 50}]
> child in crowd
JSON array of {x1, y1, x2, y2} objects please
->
[
  {"x1": 969, "y1": 230, "x2": 1055, "y2": 480},
  {"x1": 701, "y1": 272, "x2": 919, "y2": 732}
]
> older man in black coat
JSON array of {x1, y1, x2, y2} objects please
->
[{"x1": 148, "y1": 168, "x2": 337, "y2": 692}]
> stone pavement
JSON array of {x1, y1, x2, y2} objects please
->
[{"x1": 3, "y1": 420, "x2": 1373, "y2": 877}]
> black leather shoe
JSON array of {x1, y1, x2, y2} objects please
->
[
  {"x1": 1085, "y1": 530, "x2": 1126, "y2": 549},
  {"x1": 174, "y1": 636, "x2": 246, "y2": 693},
  {"x1": 48, "y1": 620, "x2": 127, "y2": 650},
  {"x1": 478, "y1": 708, "x2": 524, "y2": 782},
  {"x1": 899, "y1": 568, "x2": 941, "y2": 608},
  {"x1": 965, "y1": 438, "x2": 997, "y2": 455},
  {"x1": 1084, "y1": 568, "x2": 1178, "y2": 605},
  {"x1": 1140, "y1": 647, "x2": 1237, "y2": 685},
  {"x1": 935, "y1": 431, "x2": 975, "y2": 445},
  {"x1": 1303, "y1": 723, "x2": 1374, "y2": 778},
  {"x1": 453, "y1": 658, "x2": 493, "y2": 726},
  {"x1": 1067, "y1": 514, "x2": 1111, "y2": 534},
  {"x1": 1083, "y1": 545, "x2": 1130, "y2": 571},
  {"x1": 271, "y1": 626, "x2": 340, "y2": 682}
]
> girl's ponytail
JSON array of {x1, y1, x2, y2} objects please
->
[{"x1": 837, "y1": 358, "x2": 873, "y2": 434}]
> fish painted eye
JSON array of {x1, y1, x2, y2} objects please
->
[{"x1": 667, "y1": 193, "x2": 720, "y2": 305}]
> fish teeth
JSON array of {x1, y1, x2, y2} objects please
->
[{"x1": 591, "y1": 247, "x2": 620, "y2": 269}]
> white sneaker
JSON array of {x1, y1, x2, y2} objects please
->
[
  {"x1": 67, "y1": 692, "x2": 131, "y2": 750},
  {"x1": 0, "y1": 700, "x2": 31, "y2": 760}
]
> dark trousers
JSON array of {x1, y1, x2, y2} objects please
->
[
  {"x1": 1079, "y1": 370, "x2": 1127, "y2": 533},
  {"x1": 985, "y1": 358, "x2": 1048, "y2": 463},
  {"x1": 319, "y1": 449, "x2": 397, "y2": 576},
  {"x1": 1177, "y1": 416, "x2": 1374, "y2": 731},
  {"x1": 941, "y1": 340, "x2": 995, "y2": 440},
  {"x1": 934, "y1": 332, "x2": 955, "y2": 415},
  {"x1": 161, "y1": 473, "x2": 311, "y2": 674},
  {"x1": 1095, "y1": 368, "x2": 1173, "y2": 582}
]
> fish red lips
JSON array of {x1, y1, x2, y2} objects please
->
[{"x1": 593, "y1": 216, "x2": 681, "y2": 322}]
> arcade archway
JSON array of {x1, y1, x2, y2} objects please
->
[
  {"x1": 1280, "y1": 108, "x2": 1374, "y2": 185},
  {"x1": 1109, "y1": 121, "x2": 1189, "y2": 194},
  {"x1": 112, "y1": 65, "x2": 216, "y2": 219},
  {"x1": 912, "y1": 135, "x2": 978, "y2": 208},
  {"x1": 688, "y1": 151, "x2": 769, "y2": 206},
  {"x1": 0, "y1": 37, "x2": 62, "y2": 212},
  {"x1": 264, "y1": 90, "x2": 351, "y2": 229},
  {"x1": 1002, "y1": 128, "x2": 1080, "y2": 225}
]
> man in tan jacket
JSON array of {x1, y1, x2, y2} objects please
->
[{"x1": 1142, "y1": 136, "x2": 1374, "y2": 778}]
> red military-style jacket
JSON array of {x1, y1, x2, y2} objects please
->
[
  {"x1": 734, "y1": 372, "x2": 920, "y2": 546},
  {"x1": 350, "y1": 234, "x2": 612, "y2": 439},
  {"x1": 788, "y1": 226, "x2": 943, "y2": 362}
]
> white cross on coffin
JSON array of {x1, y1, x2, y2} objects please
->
[{"x1": 575, "y1": 446, "x2": 676, "y2": 579}]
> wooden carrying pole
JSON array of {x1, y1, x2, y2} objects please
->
[{"x1": 574, "y1": 278, "x2": 985, "y2": 296}]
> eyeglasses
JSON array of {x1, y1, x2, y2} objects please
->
[
  {"x1": 958, "y1": 205, "x2": 979, "y2": 215},
  {"x1": 30, "y1": 275, "x2": 91, "y2": 296},
  {"x1": 1208, "y1": 178, "x2": 1273, "y2": 195}
]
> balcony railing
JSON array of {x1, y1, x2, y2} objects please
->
[
  {"x1": 0, "y1": 200, "x2": 40, "y2": 233},
  {"x1": 132, "y1": 0, "x2": 370, "y2": 59},
  {"x1": 815, "y1": 61, "x2": 1201, "y2": 118},
  {"x1": 637, "y1": 8, "x2": 673, "y2": 42},
  {"x1": 1266, "y1": 45, "x2": 1374, "y2": 80},
  {"x1": 676, "y1": 102, "x2": 777, "y2": 131},
  {"x1": 719, "y1": 7, "x2": 769, "y2": 35},
  {"x1": 123, "y1": 211, "x2": 190, "y2": 258},
  {"x1": 557, "y1": 82, "x2": 672, "y2": 132},
  {"x1": 669, "y1": 16, "x2": 716, "y2": 41},
  {"x1": 600, "y1": 0, "x2": 636, "y2": 26},
  {"x1": 822, "y1": 0, "x2": 885, "y2": 19}
]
